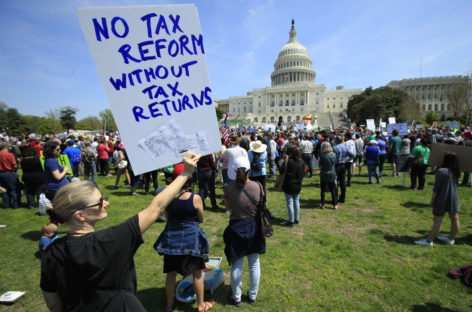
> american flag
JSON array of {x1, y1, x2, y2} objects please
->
[{"x1": 220, "y1": 112, "x2": 230, "y2": 145}]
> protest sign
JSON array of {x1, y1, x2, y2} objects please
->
[
  {"x1": 445, "y1": 120, "x2": 459, "y2": 130},
  {"x1": 77, "y1": 5, "x2": 220, "y2": 174},
  {"x1": 40, "y1": 155, "x2": 74, "y2": 177},
  {"x1": 366, "y1": 119, "x2": 375, "y2": 131},
  {"x1": 428, "y1": 143, "x2": 472, "y2": 172},
  {"x1": 263, "y1": 124, "x2": 276, "y2": 133},
  {"x1": 388, "y1": 117, "x2": 396, "y2": 124},
  {"x1": 387, "y1": 123, "x2": 408, "y2": 136}
]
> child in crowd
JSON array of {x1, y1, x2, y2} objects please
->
[{"x1": 39, "y1": 223, "x2": 59, "y2": 255}]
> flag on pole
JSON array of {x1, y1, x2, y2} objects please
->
[{"x1": 220, "y1": 112, "x2": 230, "y2": 145}]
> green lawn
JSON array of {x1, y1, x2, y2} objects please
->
[{"x1": 0, "y1": 165, "x2": 471, "y2": 312}]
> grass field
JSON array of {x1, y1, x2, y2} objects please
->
[{"x1": 0, "y1": 164, "x2": 471, "y2": 312}]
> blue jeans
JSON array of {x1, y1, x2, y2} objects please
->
[
  {"x1": 230, "y1": 253, "x2": 260, "y2": 302},
  {"x1": 83, "y1": 161, "x2": 97, "y2": 183},
  {"x1": 367, "y1": 164, "x2": 380, "y2": 183},
  {"x1": 285, "y1": 193, "x2": 300, "y2": 223},
  {"x1": 0, "y1": 171, "x2": 19, "y2": 208},
  {"x1": 198, "y1": 170, "x2": 217, "y2": 207},
  {"x1": 302, "y1": 153, "x2": 313, "y2": 176}
]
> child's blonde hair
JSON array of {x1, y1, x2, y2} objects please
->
[{"x1": 41, "y1": 223, "x2": 57, "y2": 235}]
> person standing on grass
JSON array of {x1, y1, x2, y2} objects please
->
[
  {"x1": 41, "y1": 152, "x2": 202, "y2": 312},
  {"x1": 344, "y1": 132, "x2": 355, "y2": 186},
  {"x1": 388, "y1": 129, "x2": 402, "y2": 177},
  {"x1": 319, "y1": 142, "x2": 339, "y2": 210},
  {"x1": 280, "y1": 145, "x2": 305, "y2": 226},
  {"x1": 153, "y1": 166, "x2": 215, "y2": 312},
  {"x1": 62, "y1": 140, "x2": 81, "y2": 177},
  {"x1": 81, "y1": 142, "x2": 97, "y2": 184},
  {"x1": 197, "y1": 154, "x2": 218, "y2": 210},
  {"x1": 43, "y1": 141, "x2": 70, "y2": 202},
  {"x1": 333, "y1": 136, "x2": 353, "y2": 203},
  {"x1": 96, "y1": 140, "x2": 111, "y2": 177},
  {"x1": 223, "y1": 157, "x2": 265, "y2": 307},
  {"x1": 300, "y1": 135, "x2": 314, "y2": 177},
  {"x1": 365, "y1": 140, "x2": 380, "y2": 184},
  {"x1": 353, "y1": 133, "x2": 364, "y2": 176},
  {"x1": 0, "y1": 142, "x2": 19, "y2": 208},
  {"x1": 21, "y1": 147, "x2": 45, "y2": 209},
  {"x1": 248, "y1": 140, "x2": 268, "y2": 192},
  {"x1": 415, "y1": 152, "x2": 461, "y2": 246},
  {"x1": 409, "y1": 138, "x2": 430, "y2": 190},
  {"x1": 376, "y1": 133, "x2": 387, "y2": 179}
]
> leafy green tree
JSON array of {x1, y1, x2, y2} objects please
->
[
  {"x1": 99, "y1": 109, "x2": 117, "y2": 131},
  {"x1": 425, "y1": 111, "x2": 439, "y2": 125},
  {"x1": 59, "y1": 106, "x2": 77, "y2": 134},
  {"x1": 2, "y1": 108, "x2": 27, "y2": 136},
  {"x1": 39, "y1": 118, "x2": 63, "y2": 136},
  {"x1": 347, "y1": 86, "x2": 420, "y2": 125},
  {"x1": 23, "y1": 115, "x2": 43, "y2": 134},
  {"x1": 215, "y1": 106, "x2": 224, "y2": 120},
  {"x1": 76, "y1": 116, "x2": 101, "y2": 130}
]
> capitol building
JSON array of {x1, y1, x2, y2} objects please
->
[{"x1": 216, "y1": 20, "x2": 363, "y2": 128}]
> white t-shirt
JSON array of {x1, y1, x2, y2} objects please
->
[{"x1": 224, "y1": 145, "x2": 249, "y2": 180}]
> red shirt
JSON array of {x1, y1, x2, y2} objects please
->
[
  {"x1": 96, "y1": 144, "x2": 109, "y2": 160},
  {"x1": 0, "y1": 150, "x2": 17, "y2": 171}
]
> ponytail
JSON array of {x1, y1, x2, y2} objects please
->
[{"x1": 236, "y1": 167, "x2": 248, "y2": 189}]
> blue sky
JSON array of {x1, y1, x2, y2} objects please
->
[{"x1": 1, "y1": 0, "x2": 471, "y2": 120}]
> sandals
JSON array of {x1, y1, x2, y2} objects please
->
[{"x1": 197, "y1": 301, "x2": 216, "y2": 312}]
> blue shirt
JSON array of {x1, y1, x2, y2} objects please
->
[
  {"x1": 248, "y1": 151, "x2": 267, "y2": 177},
  {"x1": 44, "y1": 158, "x2": 68, "y2": 191},
  {"x1": 63, "y1": 146, "x2": 82, "y2": 168},
  {"x1": 365, "y1": 146, "x2": 380, "y2": 165},
  {"x1": 333, "y1": 143, "x2": 353, "y2": 164},
  {"x1": 377, "y1": 139, "x2": 387, "y2": 155}
]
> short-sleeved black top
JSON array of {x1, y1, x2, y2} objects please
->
[{"x1": 40, "y1": 215, "x2": 146, "y2": 312}]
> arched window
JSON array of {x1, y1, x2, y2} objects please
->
[
  {"x1": 422, "y1": 104, "x2": 426, "y2": 111},
  {"x1": 286, "y1": 100, "x2": 289, "y2": 106},
  {"x1": 270, "y1": 116, "x2": 275, "y2": 122},
  {"x1": 428, "y1": 104, "x2": 432, "y2": 111},
  {"x1": 254, "y1": 117, "x2": 258, "y2": 123},
  {"x1": 287, "y1": 116, "x2": 292, "y2": 122},
  {"x1": 441, "y1": 104, "x2": 445, "y2": 111},
  {"x1": 434, "y1": 104, "x2": 438, "y2": 111},
  {"x1": 296, "y1": 115, "x2": 300, "y2": 121},
  {"x1": 262, "y1": 117, "x2": 266, "y2": 123}
]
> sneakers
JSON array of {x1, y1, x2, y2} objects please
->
[
  {"x1": 414, "y1": 238, "x2": 433, "y2": 246},
  {"x1": 437, "y1": 236, "x2": 455, "y2": 245},
  {"x1": 247, "y1": 292, "x2": 256, "y2": 305},
  {"x1": 229, "y1": 294, "x2": 241, "y2": 307}
]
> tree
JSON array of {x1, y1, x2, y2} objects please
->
[
  {"x1": 447, "y1": 73, "x2": 472, "y2": 122},
  {"x1": 215, "y1": 106, "x2": 224, "y2": 120},
  {"x1": 346, "y1": 86, "x2": 419, "y2": 125},
  {"x1": 2, "y1": 108, "x2": 27, "y2": 136},
  {"x1": 23, "y1": 115, "x2": 43, "y2": 134},
  {"x1": 59, "y1": 106, "x2": 78, "y2": 134},
  {"x1": 44, "y1": 108, "x2": 60, "y2": 120},
  {"x1": 39, "y1": 118, "x2": 63, "y2": 136},
  {"x1": 99, "y1": 109, "x2": 117, "y2": 132},
  {"x1": 76, "y1": 116, "x2": 102, "y2": 130},
  {"x1": 425, "y1": 111, "x2": 439, "y2": 125},
  {"x1": 399, "y1": 96, "x2": 422, "y2": 122}
]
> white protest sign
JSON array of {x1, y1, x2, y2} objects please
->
[
  {"x1": 388, "y1": 117, "x2": 396, "y2": 124},
  {"x1": 77, "y1": 5, "x2": 220, "y2": 175},
  {"x1": 366, "y1": 119, "x2": 376, "y2": 131},
  {"x1": 387, "y1": 122, "x2": 408, "y2": 136},
  {"x1": 263, "y1": 124, "x2": 276, "y2": 133}
]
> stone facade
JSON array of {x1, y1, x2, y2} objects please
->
[
  {"x1": 387, "y1": 76, "x2": 469, "y2": 116},
  {"x1": 216, "y1": 20, "x2": 362, "y2": 127}
]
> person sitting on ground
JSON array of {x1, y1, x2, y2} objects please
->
[
  {"x1": 40, "y1": 152, "x2": 200, "y2": 312},
  {"x1": 415, "y1": 152, "x2": 461, "y2": 247},
  {"x1": 39, "y1": 223, "x2": 59, "y2": 256}
]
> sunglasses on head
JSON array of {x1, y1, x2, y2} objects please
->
[{"x1": 83, "y1": 196, "x2": 108, "y2": 209}]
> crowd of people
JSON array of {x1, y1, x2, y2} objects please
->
[{"x1": 0, "y1": 123, "x2": 470, "y2": 311}]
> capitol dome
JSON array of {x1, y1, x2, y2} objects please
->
[{"x1": 271, "y1": 20, "x2": 316, "y2": 86}]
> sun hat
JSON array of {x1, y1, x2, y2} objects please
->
[{"x1": 249, "y1": 140, "x2": 267, "y2": 153}]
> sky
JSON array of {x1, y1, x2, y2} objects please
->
[{"x1": 1, "y1": 0, "x2": 472, "y2": 120}]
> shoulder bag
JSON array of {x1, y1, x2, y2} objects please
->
[{"x1": 242, "y1": 182, "x2": 273, "y2": 238}]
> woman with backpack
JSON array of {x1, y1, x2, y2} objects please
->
[{"x1": 247, "y1": 140, "x2": 267, "y2": 192}]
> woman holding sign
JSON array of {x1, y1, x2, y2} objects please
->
[
  {"x1": 41, "y1": 152, "x2": 200, "y2": 312},
  {"x1": 43, "y1": 141, "x2": 70, "y2": 201}
]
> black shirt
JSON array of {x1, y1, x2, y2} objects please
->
[{"x1": 40, "y1": 215, "x2": 145, "y2": 312}]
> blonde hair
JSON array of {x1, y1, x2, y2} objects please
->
[
  {"x1": 41, "y1": 223, "x2": 57, "y2": 235},
  {"x1": 321, "y1": 141, "x2": 333, "y2": 153},
  {"x1": 51, "y1": 181, "x2": 98, "y2": 222}
]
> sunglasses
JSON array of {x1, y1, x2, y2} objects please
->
[{"x1": 83, "y1": 196, "x2": 108, "y2": 209}]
